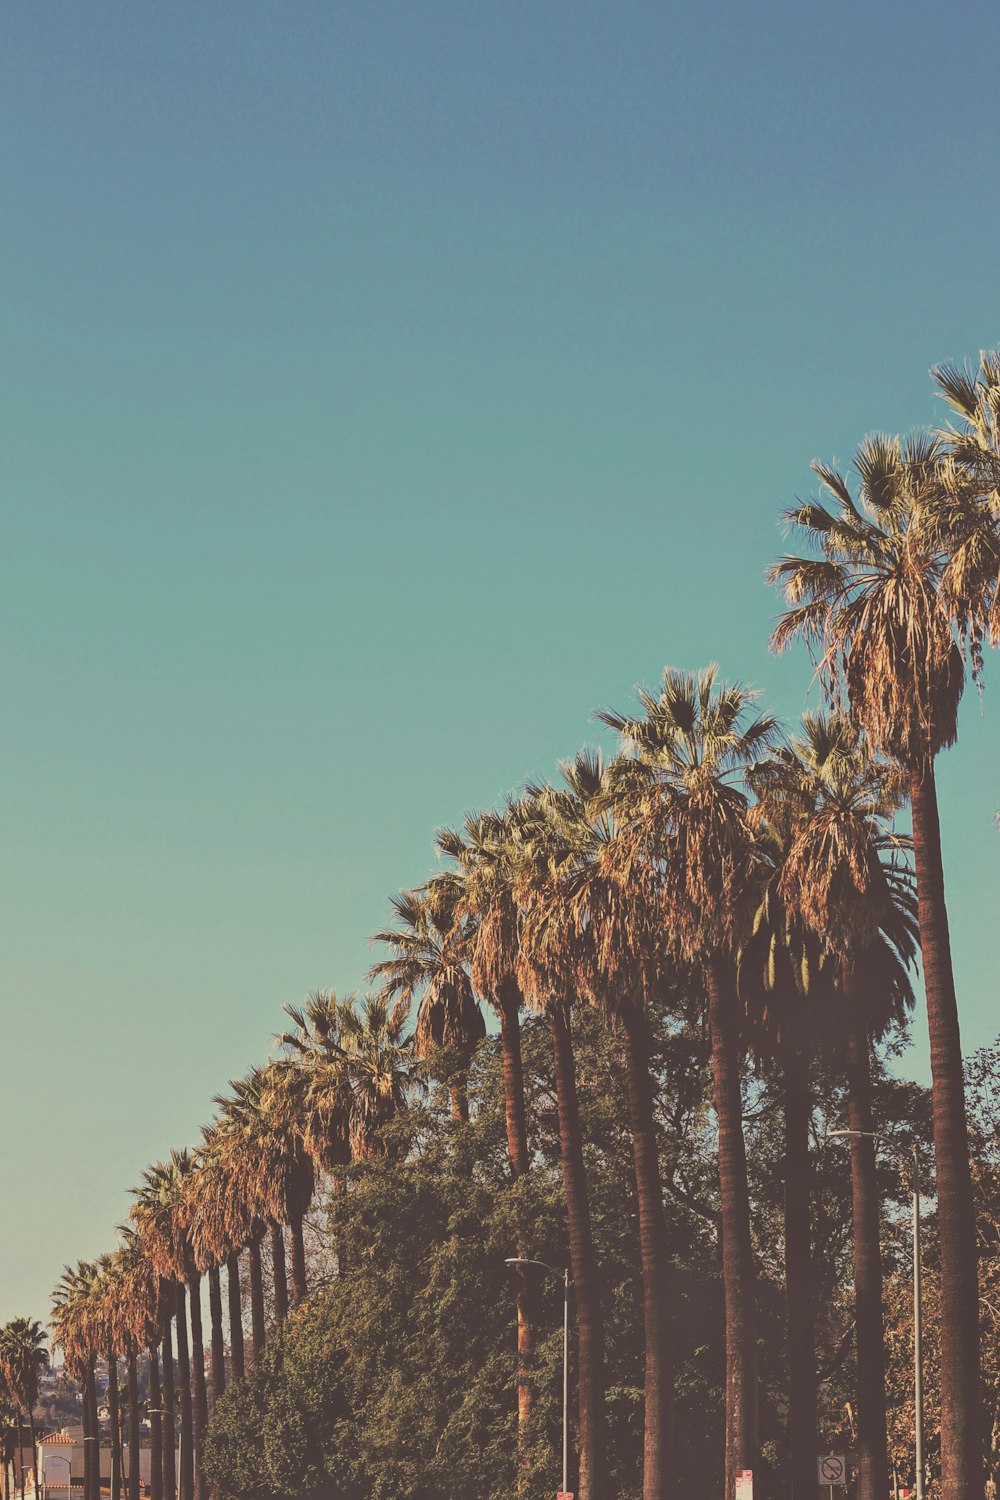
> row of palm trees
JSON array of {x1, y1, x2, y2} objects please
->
[{"x1": 48, "y1": 351, "x2": 1000, "y2": 1500}]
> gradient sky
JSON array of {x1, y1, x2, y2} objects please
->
[{"x1": 2, "y1": 1, "x2": 998, "y2": 1328}]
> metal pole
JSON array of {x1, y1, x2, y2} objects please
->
[
  {"x1": 562, "y1": 1269, "x2": 569, "y2": 1497},
  {"x1": 913, "y1": 1148, "x2": 924, "y2": 1500}
]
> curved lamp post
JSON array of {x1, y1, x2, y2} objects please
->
[
  {"x1": 829, "y1": 1130, "x2": 924, "y2": 1500},
  {"x1": 44, "y1": 1451, "x2": 72, "y2": 1500},
  {"x1": 505, "y1": 1258, "x2": 570, "y2": 1496}
]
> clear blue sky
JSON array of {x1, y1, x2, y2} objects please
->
[{"x1": 2, "y1": 1, "x2": 997, "y2": 1327}]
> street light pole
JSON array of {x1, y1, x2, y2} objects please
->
[
  {"x1": 505, "y1": 1258, "x2": 571, "y2": 1496},
  {"x1": 829, "y1": 1130, "x2": 924, "y2": 1500}
]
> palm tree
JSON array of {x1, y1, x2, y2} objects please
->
[
  {"x1": 188, "y1": 1134, "x2": 232, "y2": 1404},
  {"x1": 771, "y1": 435, "x2": 983, "y2": 1500},
  {"x1": 537, "y1": 748, "x2": 678, "y2": 1500},
  {"x1": 749, "y1": 714, "x2": 917, "y2": 1500},
  {"x1": 436, "y1": 808, "x2": 536, "y2": 1439},
  {"x1": 0, "y1": 1320, "x2": 47, "y2": 1500},
  {"x1": 52, "y1": 1261, "x2": 102, "y2": 1500},
  {"x1": 928, "y1": 352, "x2": 1000, "y2": 656},
  {"x1": 370, "y1": 884, "x2": 486, "y2": 1123},
  {"x1": 599, "y1": 665, "x2": 781, "y2": 1498},
  {"x1": 512, "y1": 779, "x2": 610, "y2": 1500},
  {"x1": 212, "y1": 1063, "x2": 316, "y2": 1314},
  {"x1": 130, "y1": 1152, "x2": 200, "y2": 1500}
]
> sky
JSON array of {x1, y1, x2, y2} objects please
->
[{"x1": 1, "y1": 0, "x2": 998, "y2": 1328}]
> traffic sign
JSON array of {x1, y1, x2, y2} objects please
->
[
  {"x1": 556, "y1": 1493, "x2": 574, "y2": 1499},
  {"x1": 818, "y1": 1456, "x2": 847, "y2": 1486},
  {"x1": 736, "y1": 1469, "x2": 753, "y2": 1500}
]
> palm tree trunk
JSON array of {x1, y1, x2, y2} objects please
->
[
  {"x1": 174, "y1": 1284, "x2": 195, "y2": 1500},
  {"x1": 248, "y1": 1229, "x2": 266, "y2": 1369},
  {"x1": 14, "y1": 1413, "x2": 23, "y2": 1500},
  {"x1": 784, "y1": 1043, "x2": 818, "y2": 1500},
  {"x1": 27, "y1": 1413, "x2": 37, "y2": 1500},
  {"x1": 549, "y1": 998, "x2": 607, "y2": 1500},
  {"x1": 88, "y1": 1356, "x2": 101, "y2": 1500},
  {"x1": 148, "y1": 1342, "x2": 163, "y2": 1500},
  {"x1": 127, "y1": 1345, "x2": 140, "y2": 1500},
  {"x1": 450, "y1": 1080, "x2": 470, "y2": 1123},
  {"x1": 85, "y1": 1355, "x2": 100, "y2": 1500},
  {"x1": 621, "y1": 1001, "x2": 673, "y2": 1500},
  {"x1": 208, "y1": 1265, "x2": 226, "y2": 1406},
  {"x1": 160, "y1": 1311, "x2": 177, "y2": 1500},
  {"x1": 26, "y1": 1410, "x2": 37, "y2": 1500},
  {"x1": 498, "y1": 981, "x2": 534, "y2": 1440},
  {"x1": 706, "y1": 954, "x2": 759, "y2": 1498},
  {"x1": 270, "y1": 1225, "x2": 289, "y2": 1327},
  {"x1": 106, "y1": 1343, "x2": 122, "y2": 1500},
  {"x1": 186, "y1": 1272, "x2": 209, "y2": 1500},
  {"x1": 910, "y1": 764, "x2": 982, "y2": 1500},
  {"x1": 226, "y1": 1254, "x2": 245, "y2": 1382},
  {"x1": 843, "y1": 977, "x2": 890, "y2": 1500},
  {"x1": 288, "y1": 1213, "x2": 308, "y2": 1308}
]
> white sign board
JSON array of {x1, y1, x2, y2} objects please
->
[
  {"x1": 818, "y1": 1456, "x2": 847, "y2": 1486},
  {"x1": 735, "y1": 1469, "x2": 753, "y2": 1500}
]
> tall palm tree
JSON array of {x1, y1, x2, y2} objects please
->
[
  {"x1": 212, "y1": 1063, "x2": 316, "y2": 1313},
  {"x1": 188, "y1": 1134, "x2": 233, "y2": 1404},
  {"x1": 370, "y1": 884, "x2": 486, "y2": 1123},
  {"x1": 929, "y1": 352, "x2": 1000, "y2": 657},
  {"x1": 512, "y1": 780, "x2": 610, "y2": 1500},
  {"x1": 436, "y1": 808, "x2": 535, "y2": 1439},
  {"x1": 130, "y1": 1152, "x2": 201, "y2": 1500},
  {"x1": 771, "y1": 435, "x2": 983, "y2": 1500},
  {"x1": 52, "y1": 1261, "x2": 102, "y2": 1500},
  {"x1": 537, "y1": 748, "x2": 678, "y2": 1500},
  {"x1": 749, "y1": 713, "x2": 917, "y2": 1500},
  {"x1": 599, "y1": 665, "x2": 780, "y2": 1499}
]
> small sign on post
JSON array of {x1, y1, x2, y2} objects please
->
[
  {"x1": 556, "y1": 1493, "x2": 574, "y2": 1499},
  {"x1": 818, "y1": 1456, "x2": 846, "y2": 1487},
  {"x1": 735, "y1": 1469, "x2": 753, "y2": 1500}
]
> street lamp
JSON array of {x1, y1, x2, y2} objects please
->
[
  {"x1": 829, "y1": 1131, "x2": 924, "y2": 1500},
  {"x1": 506, "y1": 1258, "x2": 571, "y2": 1496},
  {"x1": 44, "y1": 1452, "x2": 72, "y2": 1500}
]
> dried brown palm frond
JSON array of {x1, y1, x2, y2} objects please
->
[
  {"x1": 770, "y1": 433, "x2": 966, "y2": 771},
  {"x1": 598, "y1": 665, "x2": 780, "y2": 964}
]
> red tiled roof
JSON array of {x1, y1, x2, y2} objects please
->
[{"x1": 39, "y1": 1435, "x2": 75, "y2": 1446}]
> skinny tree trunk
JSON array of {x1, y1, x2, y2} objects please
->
[
  {"x1": 107, "y1": 1342, "x2": 122, "y2": 1500},
  {"x1": 174, "y1": 1283, "x2": 195, "y2": 1500},
  {"x1": 784, "y1": 1045, "x2": 818, "y2": 1500},
  {"x1": 27, "y1": 1414, "x2": 37, "y2": 1500},
  {"x1": 450, "y1": 1080, "x2": 470, "y2": 1123},
  {"x1": 127, "y1": 1345, "x2": 140, "y2": 1500},
  {"x1": 208, "y1": 1265, "x2": 226, "y2": 1406},
  {"x1": 248, "y1": 1230, "x2": 266, "y2": 1368},
  {"x1": 226, "y1": 1254, "x2": 245, "y2": 1381},
  {"x1": 549, "y1": 998, "x2": 607, "y2": 1500},
  {"x1": 910, "y1": 765, "x2": 982, "y2": 1500},
  {"x1": 706, "y1": 954, "x2": 759, "y2": 1499},
  {"x1": 87, "y1": 1356, "x2": 101, "y2": 1500},
  {"x1": 14, "y1": 1413, "x2": 23, "y2": 1500},
  {"x1": 148, "y1": 1342, "x2": 163, "y2": 1500},
  {"x1": 843, "y1": 978, "x2": 890, "y2": 1500},
  {"x1": 621, "y1": 1002, "x2": 673, "y2": 1500},
  {"x1": 187, "y1": 1272, "x2": 209, "y2": 1500},
  {"x1": 270, "y1": 1224, "x2": 289, "y2": 1327},
  {"x1": 160, "y1": 1310, "x2": 177, "y2": 1500},
  {"x1": 84, "y1": 1355, "x2": 99, "y2": 1500},
  {"x1": 289, "y1": 1212, "x2": 308, "y2": 1308},
  {"x1": 498, "y1": 982, "x2": 534, "y2": 1440}
]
